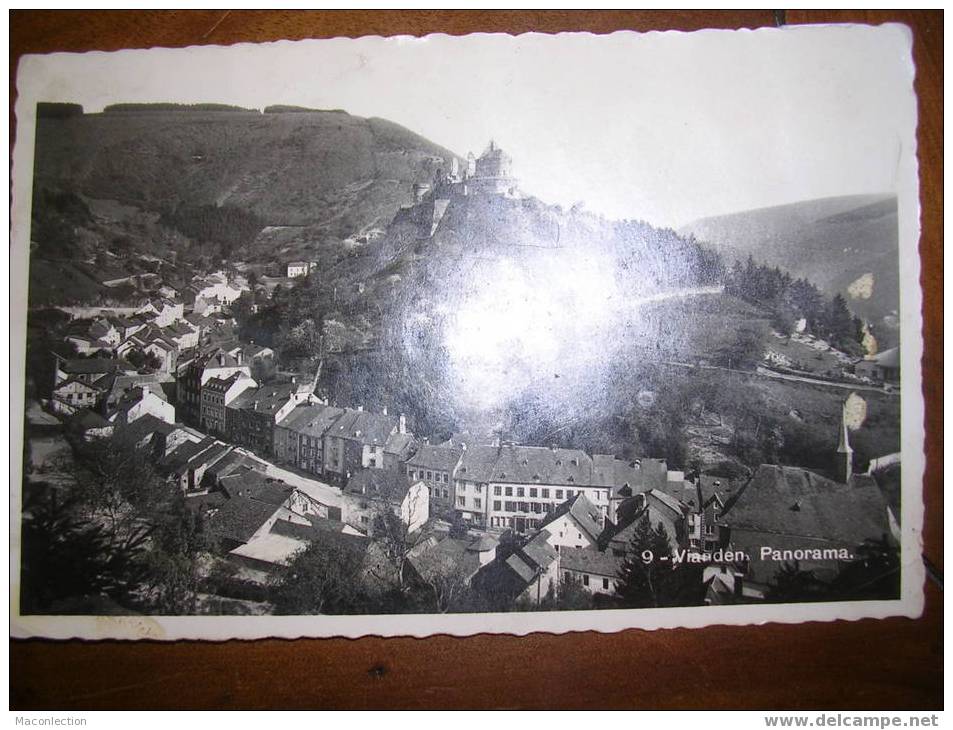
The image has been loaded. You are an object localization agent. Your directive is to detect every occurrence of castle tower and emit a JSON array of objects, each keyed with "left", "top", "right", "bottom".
[
  {"left": 468, "top": 140, "right": 518, "bottom": 196},
  {"left": 836, "top": 399, "right": 854, "bottom": 484}
]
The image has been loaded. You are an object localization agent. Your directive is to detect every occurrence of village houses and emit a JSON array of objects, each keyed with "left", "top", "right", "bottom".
[{"left": 200, "top": 371, "right": 257, "bottom": 436}]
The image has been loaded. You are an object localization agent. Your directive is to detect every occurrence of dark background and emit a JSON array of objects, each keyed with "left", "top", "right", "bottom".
[{"left": 9, "top": 10, "right": 942, "bottom": 710}]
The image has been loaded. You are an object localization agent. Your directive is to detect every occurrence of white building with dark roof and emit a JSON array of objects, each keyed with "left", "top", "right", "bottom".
[
  {"left": 453, "top": 443, "right": 652, "bottom": 533},
  {"left": 537, "top": 492, "right": 604, "bottom": 551},
  {"left": 559, "top": 546, "right": 624, "bottom": 596}
]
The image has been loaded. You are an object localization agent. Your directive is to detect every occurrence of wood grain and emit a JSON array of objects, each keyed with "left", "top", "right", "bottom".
[{"left": 9, "top": 10, "right": 942, "bottom": 710}]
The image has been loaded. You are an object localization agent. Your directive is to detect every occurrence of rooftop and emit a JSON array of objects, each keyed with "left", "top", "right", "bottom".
[
  {"left": 559, "top": 546, "right": 623, "bottom": 578},
  {"left": 328, "top": 409, "right": 398, "bottom": 447},
  {"left": 229, "top": 383, "right": 298, "bottom": 415},
  {"left": 539, "top": 492, "right": 604, "bottom": 543},
  {"left": 406, "top": 443, "right": 462, "bottom": 472},
  {"left": 277, "top": 403, "right": 346, "bottom": 438},
  {"left": 344, "top": 469, "right": 414, "bottom": 504},
  {"left": 718, "top": 464, "right": 890, "bottom": 547},
  {"left": 207, "top": 495, "right": 283, "bottom": 545}
]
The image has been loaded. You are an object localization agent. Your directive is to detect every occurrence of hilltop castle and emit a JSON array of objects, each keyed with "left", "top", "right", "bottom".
[
  {"left": 402, "top": 140, "right": 521, "bottom": 236},
  {"left": 412, "top": 139, "right": 520, "bottom": 204}
]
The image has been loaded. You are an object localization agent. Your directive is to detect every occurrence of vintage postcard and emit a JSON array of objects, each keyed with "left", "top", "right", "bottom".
[{"left": 10, "top": 24, "right": 924, "bottom": 640}]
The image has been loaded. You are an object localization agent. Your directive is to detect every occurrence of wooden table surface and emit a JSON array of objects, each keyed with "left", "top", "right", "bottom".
[{"left": 9, "top": 10, "right": 942, "bottom": 710}]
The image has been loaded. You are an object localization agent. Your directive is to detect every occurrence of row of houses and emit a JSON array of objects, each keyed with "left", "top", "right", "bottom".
[
  {"left": 403, "top": 438, "right": 684, "bottom": 532},
  {"left": 61, "top": 354, "right": 898, "bottom": 610},
  {"left": 397, "top": 442, "right": 896, "bottom": 609}
]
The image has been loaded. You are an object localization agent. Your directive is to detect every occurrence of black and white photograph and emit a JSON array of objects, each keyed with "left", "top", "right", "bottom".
[{"left": 10, "top": 23, "right": 924, "bottom": 640}]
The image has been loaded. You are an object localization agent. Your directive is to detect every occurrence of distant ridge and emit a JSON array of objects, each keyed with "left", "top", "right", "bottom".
[
  {"left": 680, "top": 194, "right": 899, "bottom": 334},
  {"left": 103, "top": 102, "right": 260, "bottom": 113},
  {"left": 34, "top": 104, "right": 463, "bottom": 230},
  {"left": 263, "top": 105, "right": 349, "bottom": 114}
]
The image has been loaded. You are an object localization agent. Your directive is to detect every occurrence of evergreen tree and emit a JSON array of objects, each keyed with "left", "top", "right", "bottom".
[{"left": 616, "top": 515, "right": 675, "bottom": 608}]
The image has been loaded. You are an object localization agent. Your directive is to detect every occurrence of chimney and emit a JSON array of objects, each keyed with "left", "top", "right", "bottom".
[
  {"left": 236, "top": 350, "right": 244, "bottom": 365},
  {"left": 291, "top": 376, "right": 296, "bottom": 385},
  {"left": 399, "top": 414, "right": 406, "bottom": 434},
  {"left": 357, "top": 405, "right": 364, "bottom": 412},
  {"left": 382, "top": 406, "right": 388, "bottom": 416}
]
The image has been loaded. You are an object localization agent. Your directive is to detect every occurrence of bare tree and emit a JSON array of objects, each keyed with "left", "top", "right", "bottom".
[
  {"left": 412, "top": 547, "right": 473, "bottom": 613},
  {"left": 368, "top": 486, "right": 430, "bottom": 593}
]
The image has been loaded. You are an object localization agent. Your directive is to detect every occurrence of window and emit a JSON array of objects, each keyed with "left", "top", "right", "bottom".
[
  {"left": 516, "top": 487, "right": 524, "bottom": 497},
  {"left": 706, "top": 524, "right": 714, "bottom": 535},
  {"left": 583, "top": 575, "right": 590, "bottom": 586},
  {"left": 427, "top": 471, "right": 433, "bottom": 480},
  {"left": 519, "top": 502, "right": 529, "bottom": 513},
  {"left": 505, "top": 501, "right": 516, "bottom": 512},
  {"left": 505, "top": 487, "right": 513, "bottom": 497},
  {"left": 443, "top": 473, "right": 449, "bottom": 483},
  {"left": 529, "top": 488, "right": 538, "bottom": 498},
  {"left": 564, "top": 571, "right": 571, "bottom": 582},
  {"left": 457, "top": 496, "right": 465, "bottom": 507},
  {"left": 541, "top": 489, "right": 550, "bottom": 498},
  {"left": 474, "top": 498, "right": 482, "bottom": 509},
  {"left": 475, "top": 483, "right": 482, "bottom": 493},
  {"left": 443, "top": 488, "right": 449, "bottom": 499},
  {"left": 408, "top": 470, "right": 416, "bottom": 479},
  {"left": 532, "top": 503, "right": 542, "bottom": 514},
  {"left": 494, "top": 486, "right": 502, "bottom": 496},
  {"left": 556, "top": 490, "right": 563, "bottom": 499},
  {"left": 360, "top": 516, "right": 368, "bottom": 524},
  {"left": 602, "top": 578, "right": 610, "bottom": 590},
  {"left": 494, "top": 500, "right": 501, "bottom": 511}
]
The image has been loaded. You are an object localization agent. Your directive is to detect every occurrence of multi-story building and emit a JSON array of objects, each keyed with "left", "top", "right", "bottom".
[
  {"left": 225, "top": 382, "right": 306, "bottom": 456},
  {"left": 200, "top": 371, "right": 256, "bottom": 436},
  {"left": 453, "top": 444, "right": 662, "bottom": 533},
  {"left": 274, "top": 403, "right": 345, "bottom": 476},
  {"left": 176, "top": 347, "right": 252, "bottom": 425},
  {"left": 404, "top": 442, "right": 464, "bottom": 515},
  {"left": 286, "top": 261, "right": 316, "bottom": 278},
  {"left": 383, "top": 431, "right": 415, "bottom": 471},
  {"left": 323, "top": 408, "right": 404, "bottom": 485},
  {"left": 343, "top": 469, "right": 429, "bottom": 535}
]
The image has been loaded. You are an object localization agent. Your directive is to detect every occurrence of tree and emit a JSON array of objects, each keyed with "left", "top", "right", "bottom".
[
  {"left": 140, "top": 493, "right": 210, "bottom": 614},
  {"left": 716, "top": 322, "right": 767, "bottom": 370},
  {"left": 369, "top": 495, "right": 430, "bottom": 595},
  {"left": 766, "top": 561, "right": 831, "bottom": 603},
  {"left": 822, "top": 293, "right": 856, "bottom": 349},
  {"left": 411, "top": 547, "right": 475, "bottom": 613},
  {"left": 539, "top": 574, "right": 595, "bottom": 611},
  {"left": 616, "top": 515, "right": 675, "bottom": 608},
  {"left": 125, "top": 348, "right": 162, "bottom": 372},
  {"left": 271, "top": 540, "right": 367, "bottom": 614},
  {"left": 60, "top": 433, "right": 209, "bottom": 614},
  {"left": 19, "top": 485, "right": 147, "bottom": 614}
]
